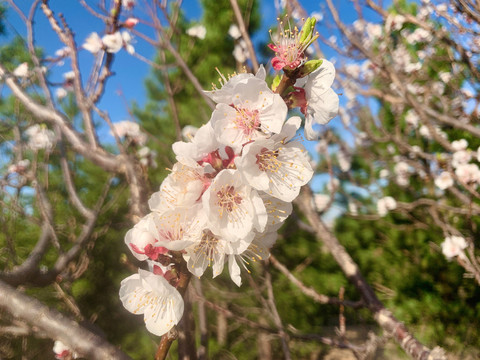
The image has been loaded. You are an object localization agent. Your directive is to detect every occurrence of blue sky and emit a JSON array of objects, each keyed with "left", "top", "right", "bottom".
[
  {"left": 1, "top": 0, "right": 381, "bottom": 183},
  {"left": 1, "top": 0, "right": 385, "bottom": 219},
  {"left": 1, "top": 0, "right": 375, "bottom": 124}
]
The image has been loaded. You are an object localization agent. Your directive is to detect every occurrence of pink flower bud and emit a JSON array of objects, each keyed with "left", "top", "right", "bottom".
[{"left": 125, "top": 17, "right": 138, "bottom": 28}]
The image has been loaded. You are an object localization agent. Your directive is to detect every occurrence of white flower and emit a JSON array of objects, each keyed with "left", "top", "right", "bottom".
[
  {"left": 25, "top": 124, "right": 56, "bottom": 151},
  {"left": 452, "top": 150, "right": 471, "bottom": 169},
  {"left": 345, "top": 64, "right": 361, "bottom": 78},
  {"left": 434, "top": 171, "right": 454, "bottom": 190},
  {"left": 235, "top": 117, "right": 313, "bottom": 202},
  {"left": 122, "top": 0, "right": 136, "bottom": 9},
  {"left": 149, "top": 206, "right": 206, "bottom": 251},
  {"left": 409, "top": 145, "right": 421, "bottom": 158},
  {"left": 7, "top": 159, "right": 30, "bottom": 174},
  {"left": 228, "top": 24, "right": 242, "bottom": 39},
  {"left": 295, "top": 59, "right": 339, "bottom": 140},
  {"left": 396, "top": 175, "right": 409, "bottom": 187},
  {"left": 260, "top": 192, "right": 293, "bottom": 231},
  {"left": 377, "top": 196, "right": 397, "bottom": 216},
  {"left": 227, "top": 230, "right": 278, "bottom": 286},
  {"left": 119, "top": 269, "right": 184, "bottom": 336},
  {"left": 149, "top": 162, "right": 206, "bottom": 212},
  {"left": 13, "top": 62, "right": 29, "bottom": 78},
  {"left": 137, "top": 146, "right": 151, "bottom": 158},
  {"left": 55, "top": 47, "right": 70, "bottom": 58},
  {"left": 406, "top": 28, "right": 433, "bottom": 43},
  {"left": 394, "top": 161, "right": 409, "bottom": 176},
  {"left": 204, "top": 65, "right": 266, "bottom": 104},
  {"left": 455, "top": 163, "right": 480, "bottom": 184},
  {"left": 181, "top": 125, "right": 198, "bottom": 141},
  {"left": 439, "top": 71, "right": 451, "bottom": 83},
  {"left": 56, "top": 88, "right": 68, "bottom": 100},
  {"left": 311, "top": 11, "right": 323, "bottom": 22},
  {"left": 186, "top": 24, "right": 206, "bottom": 39},
  {"left": 53, "top": 340, "right": 78, "bottom": 359},
  {"left": 202, "top": 169, "right": 267, "bottom": 241},
  {"left": 366, "top": 23, "right": 382, "bottom": 39},
  {"left": 209, "top": 77, "right": 287, "bottom": 151},
  {"left": 451, "top": 139, "right": 468, "bottom": 152},
  {"left": 173, "top": 122, "right": 221, "bottom": 166},
  {"left": 125, "top": 214, "right": 165, "bottom": 261},
  {"left": 441, "top": 236, "right": 467, "bottom": 260},
  {"left": 83, "top": 32, "right": 103, "bottom": 54},
  {"left": 137, "top": 147, "right": 158, "bottom": 168},
  {"left": 314, "top": 193, "right": 330, "bottom": 212},
  {"left": 435, "top": 4, "right": 448, "bottom": 13},
  {"left": 432, "top": 81, "right": 445, "bottom": 95},
  {"left": 405, "top": 109, "right": 419, "bottom": 128},
  {"left": 392, "top": 45, "right": 421, "bottom": 73},
  {"left": 121, "top": 31, "right": 135, "bottom": 54},
  {"left": 110, "top": 120, "right": 146, "bottom": 145},
  {"left": 63, "top": 71, "right": 75, "bottom": 82},
  {"left": 102, "top": 32, "right": 123, "bottom": 53},
  {"left": 184, "top": 230, "right": 226, "bottom": 278},
  {"left": 379, "top": 169, "right": 389, "bottom": 178},
  {"left": 385, "top": 14, "right": 405, "bottom": 32},
  {"left": 338, "top": 148, "right": 351, "bottom": 172},
  {"left": 233, "top": 40, "right": 249, "bottom": 63},
  {"left": 419, "top": 125, "right": 446, "bottom": 140}
]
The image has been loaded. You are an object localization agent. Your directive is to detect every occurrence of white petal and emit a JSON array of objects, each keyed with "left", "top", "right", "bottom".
[
  {"left": 305, "top": 59, "right": 336, "bottom": 97},
  {"left": 119, "top": 273, "right": 147, "bottom": 314},
  {"left": 143, "top": 284, "right": 184, "bottom": 336},
  {"left": 304, "top": 113, "right": 319, "bottom": 140},
  {"left": 255, "top": 64, "right": 266, "bottom": 80},
  {"left": 228, "top": 255, "right": 242, "bottom": 287},
  {"left": 308, "top": 88, "right": 339, "bottom": 125}
]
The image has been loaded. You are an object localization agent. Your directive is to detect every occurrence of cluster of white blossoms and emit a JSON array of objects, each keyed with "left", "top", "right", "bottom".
[
  {"left": 25, "top": 124, "right": 56, "bottom": 151},
  {"left": 119, "top": 16, "right": 338, "bottom": 338},
  {"left": 119, "top": 66, "right": 319, "bottom": 336},
  {"left": 433, "top": 139, "right": 480, "bottom": 190},
  {"left": 83, "top": 30, "right": 135, "bottom": 55}
]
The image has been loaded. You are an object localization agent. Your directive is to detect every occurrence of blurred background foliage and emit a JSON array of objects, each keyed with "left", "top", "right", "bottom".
[{"left": 0, "top": 0, "right": 479, "bottom": 359}]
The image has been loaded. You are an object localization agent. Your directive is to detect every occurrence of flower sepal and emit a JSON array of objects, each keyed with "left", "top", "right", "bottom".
[{"left": 297, "top": 59, "right": 323, "bottom": 78}]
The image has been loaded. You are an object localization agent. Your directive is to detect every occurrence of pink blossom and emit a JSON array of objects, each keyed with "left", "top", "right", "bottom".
[
  {"left": 125, "top": 17, "right": 139, "bottom": 28},
  {"left": 268, "top": 17, "right": 317, "bottom": 71}
]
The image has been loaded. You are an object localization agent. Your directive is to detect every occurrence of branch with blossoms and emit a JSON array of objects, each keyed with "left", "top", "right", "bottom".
[
  {"left": 311, "top": 0, "right": 480, "bottom": 284},
  {"left": 1, "top": 0, "right": 475, "bottom": 358},
  {"left": 119, "top": 16, "right": 339, "bottom": 358}
]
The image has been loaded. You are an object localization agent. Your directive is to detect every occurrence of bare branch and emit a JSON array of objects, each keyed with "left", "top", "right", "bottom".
[{"left": 229, "top": 0, "right": 259, "bottom": 72}]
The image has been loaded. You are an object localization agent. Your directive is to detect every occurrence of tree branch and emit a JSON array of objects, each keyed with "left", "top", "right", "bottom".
[{"left": 0, "top": 279, "right": 132, "bottom": 360}]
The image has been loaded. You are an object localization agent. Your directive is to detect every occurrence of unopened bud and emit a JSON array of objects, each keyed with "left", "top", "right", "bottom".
[
  {"left": 125, "top": 17, "right": 139, "bottom": 28},
  {"left": 299, "top": 17, "right": 318, "bottom": 46}
]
